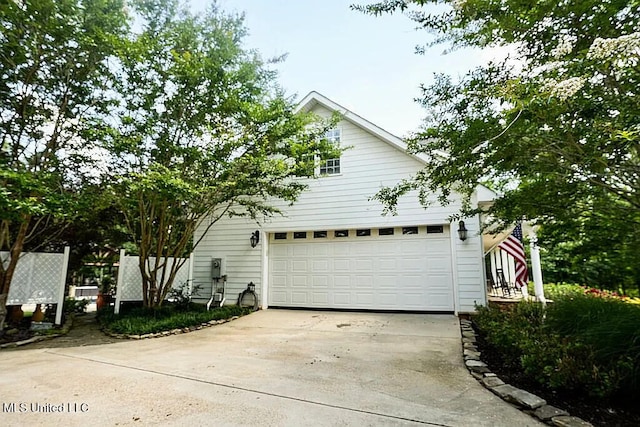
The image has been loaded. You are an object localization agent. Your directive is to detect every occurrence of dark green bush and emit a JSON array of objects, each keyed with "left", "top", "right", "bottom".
[
  {"left": 63, "top": 298, "right": 90, "bottom": 315},
  {"left": 545, "top": 294, "right": 640, "bottom": 395},
  {"left": 473, "top": 294, "right": 640, "bottom": 400},
  {"left": 99, "top": 304, "right": 251, "bottom": 335}
]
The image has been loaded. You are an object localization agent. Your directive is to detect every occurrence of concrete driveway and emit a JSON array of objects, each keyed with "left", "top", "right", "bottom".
[{"left": 0, "top": 310, "right": 541, "bottom": 426}]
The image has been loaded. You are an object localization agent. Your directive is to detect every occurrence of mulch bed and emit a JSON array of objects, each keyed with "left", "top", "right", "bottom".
[
  {"left": 473, "top": 322, "right": 640, "bottom": 427},
  {"left": 0, "top": 316, "right": 64, "bottom": 347}
]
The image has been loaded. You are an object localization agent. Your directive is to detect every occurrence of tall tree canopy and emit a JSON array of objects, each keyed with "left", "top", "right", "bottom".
[
  {"left": 0, "top": 0, "right": 128, "bottom": 295},
  {"left": 109, "top": 0, "right": 338, "bottom": 307},
  {"left": 355, "top": 1, "right": 640, "bottom": 289}
]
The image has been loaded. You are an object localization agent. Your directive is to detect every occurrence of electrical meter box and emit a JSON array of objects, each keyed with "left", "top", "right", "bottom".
[{"left": 211, "top": 258, "right": 223, "bottom": 279}]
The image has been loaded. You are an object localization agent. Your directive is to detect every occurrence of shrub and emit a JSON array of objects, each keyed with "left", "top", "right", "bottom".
[
  {"left": 99, "top": 303, "right": 251, "bottom": 335},
  {"left": 545, "top": 294, "right": 640, "bottom": 396},
  {"left": 473, "top": 294, "right": 640, "bottom": 400},
  {"left": 63, "top": 298, "right": 90, "bottom": 315}
]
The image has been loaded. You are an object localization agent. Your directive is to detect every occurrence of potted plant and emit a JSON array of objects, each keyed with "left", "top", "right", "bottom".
[{"left": 96, "top": 276, "right": 115, "bottom": 310}]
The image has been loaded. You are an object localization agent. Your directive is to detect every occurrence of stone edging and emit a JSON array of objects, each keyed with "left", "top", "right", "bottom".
[
  {"left": 0, "top": 315, "right": 74, "bottom": 350},
  {"left": 459, "top": 318, "right": 594, "bottom": 427},
  {"left": 103, "top": 315, "right": 242, "bottom": 340}
]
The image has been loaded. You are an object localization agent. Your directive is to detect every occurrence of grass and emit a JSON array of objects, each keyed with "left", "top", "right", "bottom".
[{"left": 98, "top": 303, "right": 252, "bottom": 335}]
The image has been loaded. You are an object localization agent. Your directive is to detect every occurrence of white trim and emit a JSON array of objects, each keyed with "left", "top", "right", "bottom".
[
  {"left": 188, "top": 252, "right": 194, "bottom": 296},
  {"left": 449, "top": 223, "right": 460, "bottom": 315},
  {"left": 261, "top": 230, "right": 269, "bottom": 309},
  {"left": 55, "top": 246, "right": 70, "bottom": 325},
  {"left": 114, "top": 248, "right": 126, "bottom": 314},
  {"left": 477, "top": 216, "right": 489, "bottom": 307}
]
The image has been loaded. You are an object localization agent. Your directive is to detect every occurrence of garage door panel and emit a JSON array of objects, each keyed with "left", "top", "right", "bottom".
[
  {"left": 378, "top": 258, "right": 397, "bottom": 271},
  {"left": 334, "top": 275, "right": 351, "bottom": 288},
  {"left": 356, "top": 275, "right": 374, "bottom": 288},
  {"left": 292, "top": 260, "right": 308, "bottom": 272},
  {"left": 426, "top": 240, "right": 449, "bottom": 253},
  {"left": 333, "top": 293, "right": 351, "bottom": 305},
  {"left": 292, "top": 275, "right": 307, "bottom": 287},
  {"left": 355, "top": 259, "right": 373, "bottom": 271},
  {"left": 312, "top": 276, "right": 329, "bottom": 288},
  {"left": 426, "top": 257, "right": 451, "bottom": 272},
  {"left": 271, "top": 275, "right": 287, "bottom": 287},
  {"left": 376, "top": 241, "right": 397, "bottom": 254},
  {"left": 291, "top": 292, "right": 309, "bottom": 304},
  {"left": 400, "top": 257, "right": 425, "bottom": 272},
  {"left": 334, "top": 245, "right": 351, "bottom": 256},
  {"left": 355, "top": 292, "right": 374, "bottom": 305},
  {"left": 401, "top": 293, "right": 428, "bottom": 308},
  {"left": 312, "top": 259, "right": 329, "bottom": 272},
  {"left": 400, "top": 275, "right": 424, "bottom": 288},
  {"left": 401, "top": 240, "right": 424, "bottom": 253},
  {"left": 334, "top": 259, "right": 351, "bottom": 271},
  {"left": 313, "top": 244, "right": 330, "bottom": 256},
  {"left": 269, "top": 228, "right": 454, "bottom": 311},
  {"left": 375, "top": 275, "right": 398, "bottom": 289},
  {"left": 426, "top": 293, "right": 453, "bottom": 310},
  {"left": 293, "top": 245, "right": 309, "bottom": 256},
  {"left": 312, "top": 292, "right": 329, "bottom": 304}
]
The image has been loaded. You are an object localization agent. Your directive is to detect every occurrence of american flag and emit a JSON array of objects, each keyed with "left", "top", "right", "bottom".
[{"left": 498, "top": 223, "right": 528, "bottom": 288}]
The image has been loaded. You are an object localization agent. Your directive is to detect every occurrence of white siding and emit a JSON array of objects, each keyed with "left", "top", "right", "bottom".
[
  {"left": 261, "top": 105, "right": 458, "bottom": 231},
  {"left": 452, "top": 213, "right": 487, "bottom": 312},
  {"left": 192, "top": 215, "right": 263, "bottom": 305},
  {"left": 192, "top": 101, "right": 487, "bottom": 312}
]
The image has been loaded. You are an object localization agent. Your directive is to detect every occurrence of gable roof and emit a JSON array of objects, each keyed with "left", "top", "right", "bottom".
[
  {"left": 296, "top": 91, "right": 429, "bottom": 165},
  {"left": 296, "top": 91, "right": 497, "bottom": 205}
]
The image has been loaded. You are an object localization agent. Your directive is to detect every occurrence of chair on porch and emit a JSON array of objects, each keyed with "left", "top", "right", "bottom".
[{"left": 495, "top": 269, "right": 515, "bottom": 297}]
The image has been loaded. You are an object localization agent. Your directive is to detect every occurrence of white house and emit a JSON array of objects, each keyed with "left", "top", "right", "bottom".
[{"left": 191, "top": 92, "right": 494, "bottom": 314}]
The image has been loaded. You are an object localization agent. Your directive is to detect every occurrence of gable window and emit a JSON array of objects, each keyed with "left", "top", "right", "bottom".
[{"left": 320, "top": 128, "right": 341, "bottom": 175}]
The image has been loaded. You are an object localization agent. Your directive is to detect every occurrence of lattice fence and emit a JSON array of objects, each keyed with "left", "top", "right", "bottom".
[
  {"left": 114, "top": 250, "right": 192, "bottom": 313},
  {"left": 1, "top": 247, "right": 70, "bottom": 324}
]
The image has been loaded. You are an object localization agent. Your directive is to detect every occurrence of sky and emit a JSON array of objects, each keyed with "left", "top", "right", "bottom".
[{"left": 190, "top": 0, "right": 495, "bottom": 137}]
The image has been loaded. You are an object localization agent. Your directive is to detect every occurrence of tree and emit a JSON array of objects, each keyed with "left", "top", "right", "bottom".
[
  {"left": 354, "top": 1, "right": 639, "bottom": 288},
  {"left": 0, "top": 0, "right": 128, "bottom": 296},
  {"left": 109, "top": 0, "right": 338, "bottom": 308}
]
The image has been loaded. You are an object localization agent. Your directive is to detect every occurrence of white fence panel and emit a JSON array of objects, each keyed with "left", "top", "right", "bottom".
[
  {"left": 114, "top": 250, "right": 192, "bottom": 313},
  {"left": 2, "top": 247, "right": 70, "bottom": 324}
]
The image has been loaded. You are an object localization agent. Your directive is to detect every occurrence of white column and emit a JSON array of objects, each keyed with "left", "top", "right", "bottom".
[
  {"left": 55, "top": 246, "right": 71, "bottom": 325},
  {"left": 187, "top": 252, "right": 194, "bottom": 296},
  {"left": 114, "top": 248, "right": 126, "bottom": 314},
  {"left": 529, "top": 232, "right": 546, "bottom": 303}
]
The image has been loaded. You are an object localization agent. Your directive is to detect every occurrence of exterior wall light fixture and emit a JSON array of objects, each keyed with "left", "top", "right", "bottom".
[
  {"left": 250, "top": 230, "right": 260, "bottom": 248},
  {"left": 457, "top": 221, "right": 468, "bottom": 241}
]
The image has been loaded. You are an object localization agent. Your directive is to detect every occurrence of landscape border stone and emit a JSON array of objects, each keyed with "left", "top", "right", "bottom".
[{"left": 458, "top": 318, "right": 593, "bottom": 427}]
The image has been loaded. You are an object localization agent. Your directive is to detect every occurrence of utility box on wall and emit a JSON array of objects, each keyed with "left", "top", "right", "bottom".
[{"left": 211, "top": 257, "right": 223, "bottom": 279}]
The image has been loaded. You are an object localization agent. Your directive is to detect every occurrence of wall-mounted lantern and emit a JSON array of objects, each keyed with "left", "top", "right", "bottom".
[
  {"left": 457, "top": 221, "right": 468, "bottom": 241},
  {"left": 250, "top": 230, "right": 260, "bottom": 248}
]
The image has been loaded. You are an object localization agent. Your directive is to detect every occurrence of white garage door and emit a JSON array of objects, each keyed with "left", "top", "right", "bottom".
[{"left": 268, "top": 226, "right": 454, "bottom": 311}]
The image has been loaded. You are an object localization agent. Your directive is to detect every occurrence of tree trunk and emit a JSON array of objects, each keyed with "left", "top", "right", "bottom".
[{"left": 0, "top": 218, "right": 30, "bottom": 295}]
